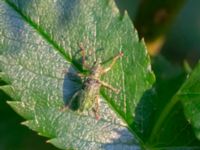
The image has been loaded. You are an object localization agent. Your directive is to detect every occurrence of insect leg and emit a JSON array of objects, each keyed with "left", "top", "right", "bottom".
[
  {"left": 61, "top": 90, "right": 82, "bottom": 112},
  {"left": 101, "top": 52, "right": 123, "bottom": 74},
  {"left": 79, "top": 43, "right": 90, "bottom": 69},
  {"left": 67, "top": 91, "right": 80, "bottom": 107},
  {"left": 97, "top": 79, "right": 120, "bottom": 94},
  {"left": 93, "top": 95, "right": 100, "bottom": 120}
]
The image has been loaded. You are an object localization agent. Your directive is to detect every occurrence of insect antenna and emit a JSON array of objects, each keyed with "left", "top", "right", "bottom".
[{"left": 100, "top": 51, "right": 123, "bottom": 65}]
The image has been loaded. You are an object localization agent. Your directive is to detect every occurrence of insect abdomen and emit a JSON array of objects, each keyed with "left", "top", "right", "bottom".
[{"left": 79, "top": 79, "right": 100, "bottom": 111}]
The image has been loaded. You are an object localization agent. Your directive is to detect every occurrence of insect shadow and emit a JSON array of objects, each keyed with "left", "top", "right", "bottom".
[{"left": 62, "top": 49, "right": 84, "bottom": 111}]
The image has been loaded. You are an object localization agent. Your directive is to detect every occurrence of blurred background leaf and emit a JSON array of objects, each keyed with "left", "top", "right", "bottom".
[
  {"left": 115, "top": 0, "right": 200, "bottom": 63},
  {"left": 162, "top": 0, "right": 200, "bottom": 66}
]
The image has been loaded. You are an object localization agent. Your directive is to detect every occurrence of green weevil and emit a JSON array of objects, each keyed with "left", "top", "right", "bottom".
[{"left": 65, "top": 44, "right": 123, "bottom": 119}]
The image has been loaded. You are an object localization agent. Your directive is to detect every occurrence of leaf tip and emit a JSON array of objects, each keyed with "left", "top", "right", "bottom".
[
  {"left": 46, "top": 140, "right": 51, "bottom": 143},
  {"left": 21, "top": 121, "right": 29, "bottom": 126},
  {"left": 6, "top": 100, "right": 12, "bottom": 105}
]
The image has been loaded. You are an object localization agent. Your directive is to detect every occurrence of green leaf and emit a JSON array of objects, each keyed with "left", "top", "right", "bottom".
[
  {"left": 178, "top": 62, "right": 200, "bottom": 140},
  {"left": 0, "top": 0, "right": 154, "bottom": 149},
  {"left": 139, "top": 56, "right": 200, "bottom": 149}
]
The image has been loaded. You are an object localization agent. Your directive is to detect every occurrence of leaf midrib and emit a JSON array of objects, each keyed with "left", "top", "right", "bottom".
[{"left": 3, "top": 0, "right": 81, "bottom": 70}]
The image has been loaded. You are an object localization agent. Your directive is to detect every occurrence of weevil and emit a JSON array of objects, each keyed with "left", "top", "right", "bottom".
[{"left": 65, "top": 44, "right": 123, "bottom": 119}]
